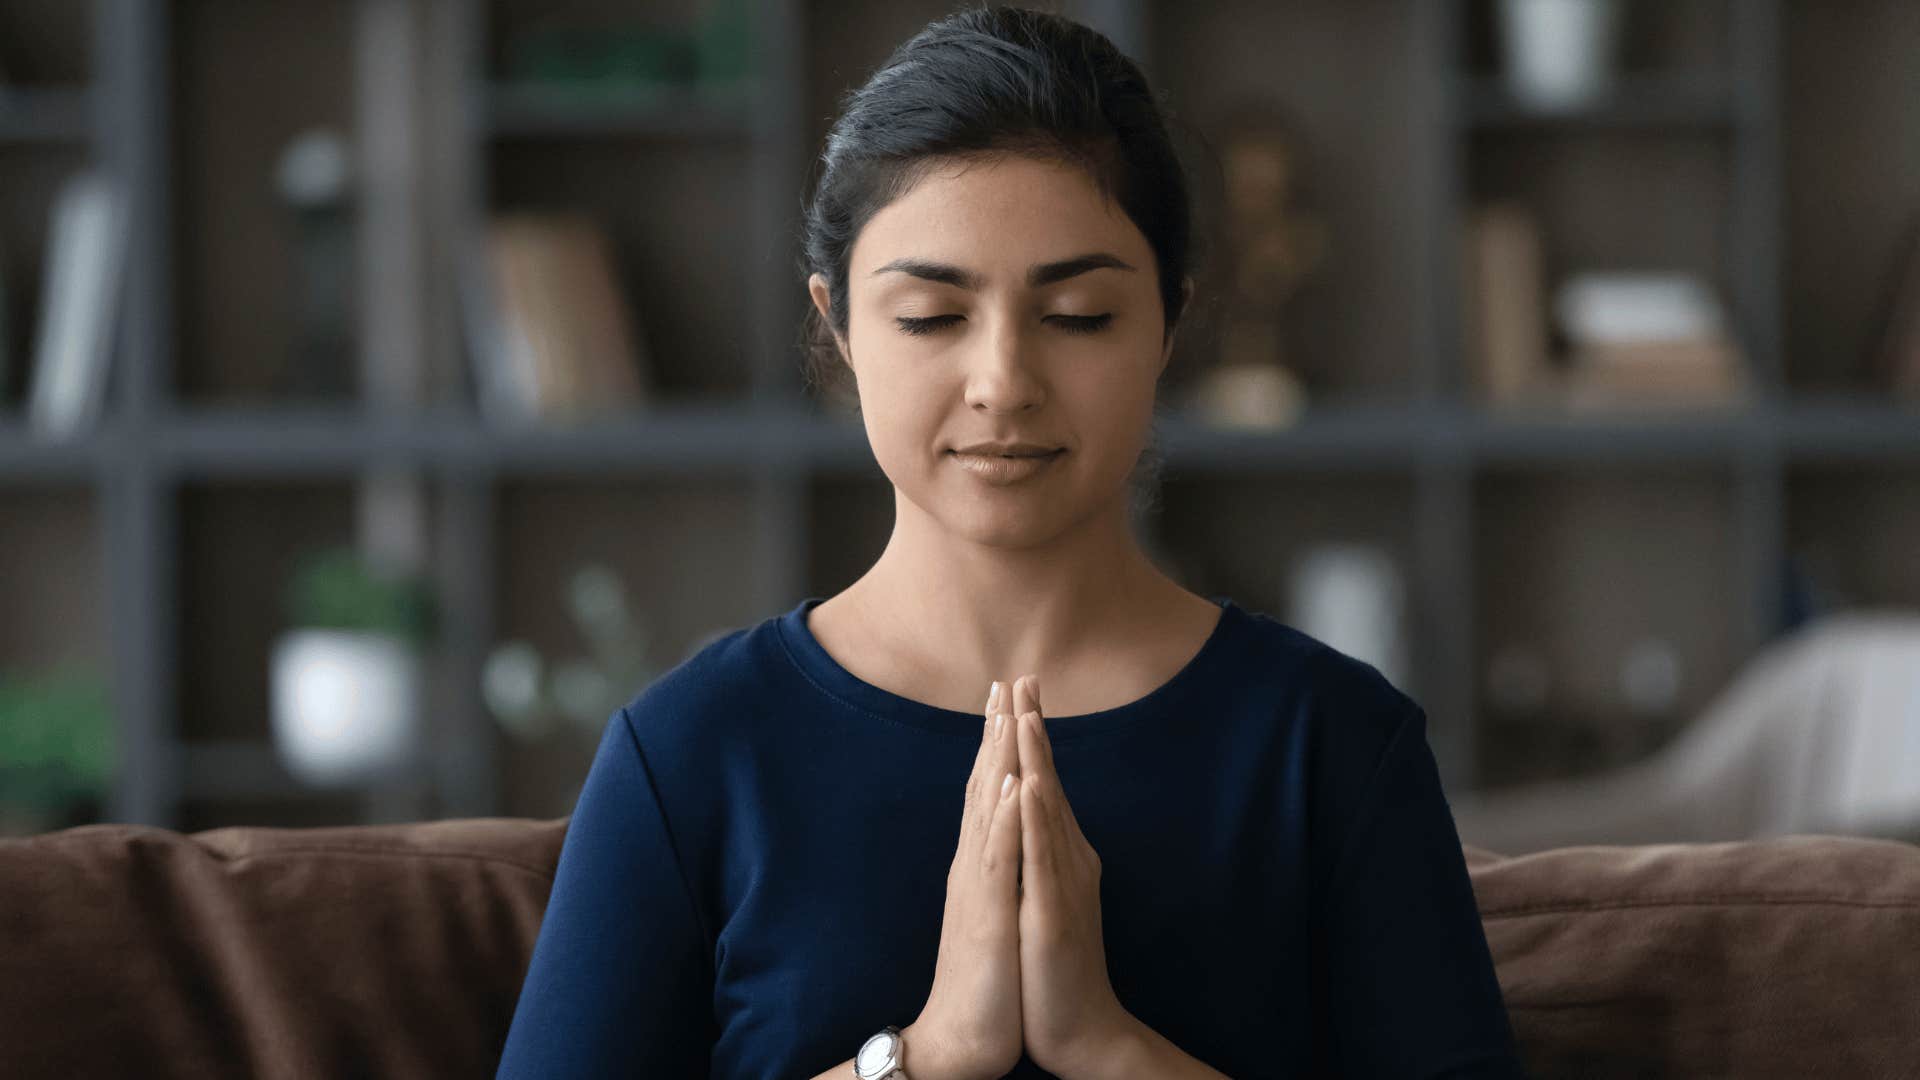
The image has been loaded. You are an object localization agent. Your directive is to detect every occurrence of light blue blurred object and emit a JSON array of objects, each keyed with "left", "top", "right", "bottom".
[
  {"left": 1288, "top": 542, "right": 1408, "bottom": 691},
  {"left": 1498, "top": 0, "right": 1624, "bottom": 110}
]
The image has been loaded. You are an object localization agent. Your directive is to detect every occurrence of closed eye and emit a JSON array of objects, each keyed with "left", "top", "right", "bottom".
[
  {"left": 893, "top": 313, "right": 1114, "bottom": 337},
  {"left": 895, "top": 314, "right": 963, "bottom": 337}
]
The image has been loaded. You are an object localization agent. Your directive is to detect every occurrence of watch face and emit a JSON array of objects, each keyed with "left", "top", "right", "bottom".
[{"left": 856, "top": 1031, "right": 897, "bottom": 1074}]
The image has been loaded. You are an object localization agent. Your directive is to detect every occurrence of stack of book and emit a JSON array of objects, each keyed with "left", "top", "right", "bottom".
[
  {"left": 1463, "top": 201, "right": 1748, "bottom": 410},
  {"left": 465, "top": 212, "right": 650, "bottom": 426},
  {"left": 1555, "top": 272, "right": 1747, "bottom": 409}
]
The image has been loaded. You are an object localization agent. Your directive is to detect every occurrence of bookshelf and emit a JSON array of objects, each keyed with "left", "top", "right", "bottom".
[{"left": 1, "top": 0, "right": 1916, "bottom": 832}]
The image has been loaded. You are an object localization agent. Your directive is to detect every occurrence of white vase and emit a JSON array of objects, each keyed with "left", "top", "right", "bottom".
[
  {"left": 1288, "top": 543, "right": 1408, "bottom": 692},
  {"left": 1498, "top": 0, "right": 1625, "bottom": 110},
  {"left": 270, "top": 629, "right": 425, "bottom": 788}
]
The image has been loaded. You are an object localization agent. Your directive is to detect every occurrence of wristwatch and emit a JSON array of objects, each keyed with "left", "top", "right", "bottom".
[{"left": 852, "top": 1024, "right": 909, "bottom": 1079}]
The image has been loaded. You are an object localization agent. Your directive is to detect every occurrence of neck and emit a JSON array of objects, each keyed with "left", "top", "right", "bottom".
[{"left": 843, "top": 484, "right": 1179, "bottom": 686}]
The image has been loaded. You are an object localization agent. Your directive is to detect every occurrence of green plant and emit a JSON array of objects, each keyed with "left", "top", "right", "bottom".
[
  {"left": 0, "top": 663, "right": 115, "bottom": 818},
  {"left": 285, "top": 546, "right": 437, "bottom": 647}
]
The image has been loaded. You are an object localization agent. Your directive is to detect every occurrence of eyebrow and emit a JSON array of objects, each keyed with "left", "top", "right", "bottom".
[{"left": 868, "top": 252, "right": 1137, "bottom": 290}]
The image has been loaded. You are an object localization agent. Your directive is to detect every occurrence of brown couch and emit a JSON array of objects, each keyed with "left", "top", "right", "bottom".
[{"left": 3, "top": 819, "right": 1917, "bottom": 1078}]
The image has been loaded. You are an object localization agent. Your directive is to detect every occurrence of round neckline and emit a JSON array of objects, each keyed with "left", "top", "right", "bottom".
[{"left": 774, "top": 593, "right": 1247, "bottom": 740}]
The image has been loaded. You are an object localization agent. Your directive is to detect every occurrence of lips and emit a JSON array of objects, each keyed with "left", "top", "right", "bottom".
[
  {"left": 948, "top": 448, "right": 1065, "bottom": 484},
  {"left": 949, "top": 441, "right": 1063, "bottom": 457}
]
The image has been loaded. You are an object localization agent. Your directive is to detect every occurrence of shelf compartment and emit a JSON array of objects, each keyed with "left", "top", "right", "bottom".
[
  {"left": 805, "top": 473, "right": 895, "bottom": 598},
  {"left": 0, "top": 0, "right": 95, "bottom": 85},
  {"left": 176, "top": 479, "right": 363, "bottom": 744},
  {"left": 1473, "top": 464, "right": 1740, "bottom": 789},
  {"left": 1785, "top": 464, "right": 1920, "bottom": 620},
  {"left": 1466, "top": 128, "right": 1731, "bottom": 292},
  {"left": 492, "top": 474, "right": 763, "bottom": 818},
  {"left": 486, "top": 138, "right": 756, "bottom": 401},
  {"left": 1152, "top": 470, "right": 1420, "bottom": 690},
  {"left": 0, "top": 483, "right": 105, "bottom": 675},
  {"left": 1148, "top": 0, "right": 1429, "bottom": 401},
  {"left": 170, "top": 0, "right": 358, "bottom": 403},
  {"left": 181, "top": 738, "right": 434, "bottom": 804},
  {"left": 1, "top": 143, "right": 95, "bottom": 396}
]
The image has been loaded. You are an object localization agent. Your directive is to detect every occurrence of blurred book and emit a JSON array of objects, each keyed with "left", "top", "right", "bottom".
[
  {"left": 469, "top": 212, "right": 649, "bottom": 425},
  {"left": 1463, "top": 201, "right": 1551, "bottom": 403},
  {"left": 1553, "top": 271, "right": 1747, "bottom": 409},
  {"left": 1873, "top": 216, "right": 1920, "bottom": 398},
  {"left": 1561, "top": 338, "right": 1747, "bottom": 408},
  {"left": 26, "top": 172, "right": 130, "bottom": 437}
]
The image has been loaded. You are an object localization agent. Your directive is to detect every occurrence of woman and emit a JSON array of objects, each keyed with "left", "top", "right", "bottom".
[{"left": 496, "top": 8, "right": 1524, "bottom": 1079}]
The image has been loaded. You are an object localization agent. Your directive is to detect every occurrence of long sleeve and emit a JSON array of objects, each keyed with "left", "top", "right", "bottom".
[
  {"left": 1317, "top": 700, "right": 1529, "bottom": 1079},
  {"left": 495, "top": 705, "right": 717, "bottom": 1077}
]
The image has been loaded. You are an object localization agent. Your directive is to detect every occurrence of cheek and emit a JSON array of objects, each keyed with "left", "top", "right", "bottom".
[
  {"left": 1058, "top": 348, "right": 1160, "bottom": 438},
  {"left": 854, "top": 368, "right": 946, "bottom": 459}
]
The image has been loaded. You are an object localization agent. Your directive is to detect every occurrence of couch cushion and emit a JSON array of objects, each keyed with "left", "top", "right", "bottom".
[
  {"left": 1463, "top": 835, "right": 1920, "bottom": 1078},
  {"left": 0, "top": 817, "right": 567, "bottom": 1079},
  {"left": 7, "top": 821, "right": 1916, "bottom": 1078}
]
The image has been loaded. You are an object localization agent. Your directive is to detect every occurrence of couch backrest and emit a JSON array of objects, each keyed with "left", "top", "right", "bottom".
[
  {"left": 1466, "top": 834, "right": 1920, "bottom": 1077},
  {"left": 4, "top": 821, "right": 1918, "bottom": 1078},
  {"left": 0, "top": 817, "right": 567, "bottom": 1079}
]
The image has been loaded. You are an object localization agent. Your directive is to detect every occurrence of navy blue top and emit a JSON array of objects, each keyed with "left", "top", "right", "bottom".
[{"left": 496, "top": 595, "right": 1526, "bottom": 1078}]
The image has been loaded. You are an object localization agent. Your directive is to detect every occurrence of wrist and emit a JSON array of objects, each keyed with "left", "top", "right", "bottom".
[
  {"left": 1057, "top": 1011, "right": 1149, "bottom": 1080},
  {"left": 896, "top": 1020, "right": 968, "bottom": 1080}
]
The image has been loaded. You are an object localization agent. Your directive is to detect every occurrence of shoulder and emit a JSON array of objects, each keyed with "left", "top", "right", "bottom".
[{"left": 615, "top": 613, "right": 779, "bottom": 748}]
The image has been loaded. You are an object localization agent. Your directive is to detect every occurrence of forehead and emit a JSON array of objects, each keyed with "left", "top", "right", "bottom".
[{"left": 849, "top": 154, "right": 1150, "bottom": 280}]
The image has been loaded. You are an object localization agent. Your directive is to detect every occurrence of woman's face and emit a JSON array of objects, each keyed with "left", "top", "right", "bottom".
[{"left": 809, "top": 154, "right": 1181, "bottom": 548}]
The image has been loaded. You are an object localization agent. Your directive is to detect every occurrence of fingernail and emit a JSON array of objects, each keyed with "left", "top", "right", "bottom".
[
  {"left": 1001, "top": 772, "right": 1015, "bottom": 799},
  {"left": 994, "top": 712, "right": 1006, "bottom": 741},
  {"left": 989, "top": 680, "right": 1001, "bottom": 712}
]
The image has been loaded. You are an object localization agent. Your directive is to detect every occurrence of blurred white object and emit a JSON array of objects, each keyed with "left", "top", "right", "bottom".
[
  {"left": 27, "top": 171, "right": 130, "bottom": 438},
  {"left": 482, "top": 639, "right": 554, "bottom": 742},
  {"left": 275, "top": 128, "right": 352, "bottom": 207},
  {"left": 1556, "top": 272, "right": 1727, "bottom": 346},
  {"left": 270, "top": 629, "right": 424, "bottom": 787},
  {"left": 1451, "top": 611, "right": 1920, "bottom": 855},
  {"left": 1498, "top": 0, "right": 1625, "bottom": 109},
  {"left": 1288, "top": 543, "right": 1407, "bottom": 690}
]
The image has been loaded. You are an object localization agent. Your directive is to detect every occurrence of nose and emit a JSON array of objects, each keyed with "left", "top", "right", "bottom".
[{"left": 962, "top": 314, "right": 1045, "bottom": 414}]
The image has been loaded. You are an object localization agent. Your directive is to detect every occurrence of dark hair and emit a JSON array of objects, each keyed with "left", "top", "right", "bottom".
[{"left": 796, "top": 5, "right": 1200, "bottom": 516}]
